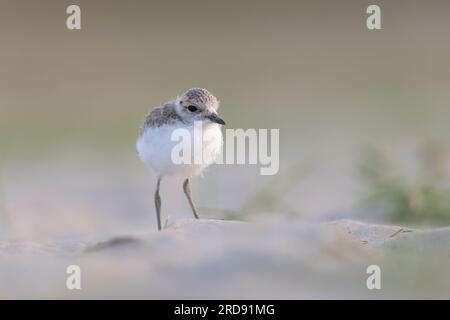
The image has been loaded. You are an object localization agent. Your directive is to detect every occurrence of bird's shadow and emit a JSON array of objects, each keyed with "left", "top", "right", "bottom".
[{"left": 83, "top": 236, "right": 142, "bottom": 253}]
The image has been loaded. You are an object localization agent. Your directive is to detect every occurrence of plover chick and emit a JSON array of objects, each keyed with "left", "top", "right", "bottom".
[{"left": 137, "top": 88, "right": 226, "bottom": 231}]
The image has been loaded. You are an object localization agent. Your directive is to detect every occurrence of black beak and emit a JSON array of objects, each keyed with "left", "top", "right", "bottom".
[{"left": 207, "top": 113, "right": 226, "bottom": 125}]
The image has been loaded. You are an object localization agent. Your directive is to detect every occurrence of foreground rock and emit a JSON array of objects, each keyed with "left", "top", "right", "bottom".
[{"left": 0, "top": 218, "right": 450, "bottom": 299}]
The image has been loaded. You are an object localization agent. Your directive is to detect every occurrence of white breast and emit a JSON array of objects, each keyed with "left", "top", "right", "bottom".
[{"left": 136, "top": 123, "right": 223, "bottom": 178}]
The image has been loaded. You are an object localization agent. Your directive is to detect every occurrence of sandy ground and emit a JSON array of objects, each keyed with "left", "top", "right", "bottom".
[
  {"left": 1, "top": 217, "right": 450, "bottom": 299},
  {"left": 1, "top": 0, "right": 450, "bottom": 300}
]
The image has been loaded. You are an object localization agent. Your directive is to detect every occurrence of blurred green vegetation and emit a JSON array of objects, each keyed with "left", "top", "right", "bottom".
[{"left": 359, "top": 143, "right": 450, "bottom": 226}]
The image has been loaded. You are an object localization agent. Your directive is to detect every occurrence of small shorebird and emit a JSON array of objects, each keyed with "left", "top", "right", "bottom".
[{"left": 136, "top": 88, "right": 226, "bottom": 231}]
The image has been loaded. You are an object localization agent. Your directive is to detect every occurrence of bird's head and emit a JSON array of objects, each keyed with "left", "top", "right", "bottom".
[{"left": 176, "top": 88, "right": 226, "bottom": 126}]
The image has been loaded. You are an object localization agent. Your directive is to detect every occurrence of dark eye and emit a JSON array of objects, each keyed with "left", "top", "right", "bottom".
[{"left": 187, "top": 105, "right": 198, "bottom": 112}]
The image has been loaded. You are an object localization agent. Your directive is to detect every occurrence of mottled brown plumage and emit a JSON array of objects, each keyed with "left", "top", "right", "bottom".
[
  {"left": 139, "top": 102, "right": 182, "bottom": 136},
  {"left": 139, "top": 88, "right": 220, "bottom": 136},
  {"left": 183, "top": 88, "right": 219, "bottom": 110}
]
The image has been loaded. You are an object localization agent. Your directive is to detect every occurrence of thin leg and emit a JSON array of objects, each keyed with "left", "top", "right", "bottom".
[
  {"left": 154, "top": 178, "right": 162, "bottom": 231},
  {"left": 183, "top": 178, "right": 199, "bottom": 219}
]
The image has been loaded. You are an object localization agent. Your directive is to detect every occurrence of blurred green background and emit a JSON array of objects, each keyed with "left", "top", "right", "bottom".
[{"left": 1, "top": 0, "right": 450, "bottom": 237}]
